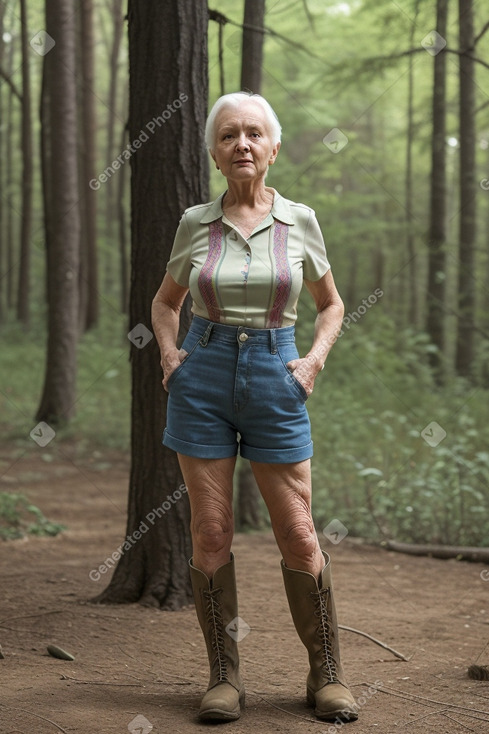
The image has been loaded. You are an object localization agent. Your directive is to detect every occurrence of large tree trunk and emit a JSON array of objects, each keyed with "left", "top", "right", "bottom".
[
  {"left": 94, "top": 0, "right": 209, "bottom": 609},
  {"left": 36, "top": 0, "right": 80, "bottom": 425},
  {"left": 240, "top": 0, "right": 265, "bottom": 93},
  {"left": 17, "top": 0, "right": 33, "bottom": 327},
  {"left": 425, "top": 0, "right": 448, "bottom": 379},
  {"left": 78, "top": 0, "right": 99, "bottom": 331},
  {"left": 455, "top": 0, "right": 476, "bottom": 377},
  {"left": 235, "top": 0, "right": 266, "bottom": 531}
]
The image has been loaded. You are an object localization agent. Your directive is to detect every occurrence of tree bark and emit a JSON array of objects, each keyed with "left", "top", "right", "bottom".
[
  {"left": 426, "top": 0, "right": 448, "bottom": 379},
  {"left": 17, "top": 0, "right": 33, "bottom": 326},
  {"left": 455, "top": 0, "right": 476, "bottom": 377},
  {"left": 240, "top": 0, "right": 265, "bottom": 93},
  {"left": 104, "top": 0, "right": 124, "bottom": 247},
  {"left": 78, "top": 0, "right": 99, "bottom": 331},
  {"left": 93, "top": 0, "right": 209, "bottom": 609},
  {"left": 118, "top": 117, "right": 129, "bottom": 314},
  {"left": 36, "top": 0, "right": 80, "bottom": 425}
]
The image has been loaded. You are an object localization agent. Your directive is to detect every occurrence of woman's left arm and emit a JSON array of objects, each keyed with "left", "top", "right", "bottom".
[{"left": 286, "top": 270, "right": 344, "bottom": 396}]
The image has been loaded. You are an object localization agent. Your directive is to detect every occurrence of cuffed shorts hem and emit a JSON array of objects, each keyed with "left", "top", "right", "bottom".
[
  {"left": 240, "top": 440, "right": 313, "bottom": 464},
  {"left": 163, "top": 428, "right": 238, "bottom": 459}
]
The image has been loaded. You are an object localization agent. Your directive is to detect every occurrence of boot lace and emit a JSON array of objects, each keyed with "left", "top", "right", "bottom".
[
  {"left": 203, "top": 588, "right": 227, "bottom": 682},
  {"left": 311, "top": 587, "right": 340, "bottom": 683}
]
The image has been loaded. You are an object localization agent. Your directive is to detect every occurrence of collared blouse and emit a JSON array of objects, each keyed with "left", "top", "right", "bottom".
[{"left": 166, "top": 189, "right": 330, "bottom": 328}]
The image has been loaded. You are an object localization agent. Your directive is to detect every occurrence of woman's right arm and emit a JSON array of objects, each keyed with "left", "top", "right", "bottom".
[{"left": 151, "top": 272, "right": 190, "bottom": 391}]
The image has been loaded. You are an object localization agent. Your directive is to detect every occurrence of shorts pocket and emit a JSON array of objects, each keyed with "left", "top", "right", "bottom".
[
  {"left": 166, "top": 331, "right": 202, "bottom": 389},
  {"left": 277, "top": 345, "right": 309, "bottom": 402}
]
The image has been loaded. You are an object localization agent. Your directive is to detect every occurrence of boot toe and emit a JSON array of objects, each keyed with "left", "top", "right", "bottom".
[
  {"left": 308, "top": 683, "right": 359, "bottom": 722},
  {"left": 199, "top": 682, "right": 243, "bottom": 721}
]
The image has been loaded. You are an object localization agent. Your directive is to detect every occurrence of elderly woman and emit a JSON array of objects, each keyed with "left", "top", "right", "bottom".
[{"left": 151, "top": 92, "right": 357, "bottom": 724}]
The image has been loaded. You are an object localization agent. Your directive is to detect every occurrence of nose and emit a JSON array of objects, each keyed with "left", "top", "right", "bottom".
[{"left": 236, "top": 134, "right": 250, "bottom": 152}]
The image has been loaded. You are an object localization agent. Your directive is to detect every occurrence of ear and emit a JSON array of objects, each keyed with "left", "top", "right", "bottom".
[
  {"left": 269, "top": 141, "right": 281, "bottom": 165},
  {"left": 210, "top": 150, "right": 219, "bottom": 170}
]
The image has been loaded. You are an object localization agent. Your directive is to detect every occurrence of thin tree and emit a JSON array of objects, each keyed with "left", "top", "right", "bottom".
[
  {"left": 0, "top": 3, "right": 6, "bottom": 323},
  {"left": 78, "top": 0, "right": 99, "bottom": 331},
  {"left": 17, "top": 0, "right": 33, "bottom": 326},
  {"left": 404, "top": 0, "right": 420, "bottom": 327},
  {"left": 94, "top": 0, "right": 209, "bottom": 609},
  {"left": 425, "top": 0, "right": 448, "bottom": 379},
  {"left": 240, "top": 0, "right": 265, "bottom": 93},
  {"left": 36, "top": 0, "right": 80, "bottom": 425},
  {"left": 455, "top": 0, "right": 476, "bottom": 377},
  {"left": 104, "top": 0, "right": 125, "bottom": 286}
]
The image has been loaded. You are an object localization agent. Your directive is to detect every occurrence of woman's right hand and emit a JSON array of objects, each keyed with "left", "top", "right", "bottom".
[{"left": 162, "top": 348, "right": 188, "bottom": 392}]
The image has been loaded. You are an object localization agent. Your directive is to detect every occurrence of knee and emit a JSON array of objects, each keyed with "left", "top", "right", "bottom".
[
  {"left": 278, "top": 514, "right": 318, "bottom": 560},
  {"left": 192, "top": 517, "right": 233, "bottom": 555}
]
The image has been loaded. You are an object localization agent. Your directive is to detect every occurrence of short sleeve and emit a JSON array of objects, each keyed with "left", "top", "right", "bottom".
[
  {"left": 302, "top": 210, "right": 330, "bottom": 281},
  {"left": 166, "top": 213, "right": 192, "bottom": 287}
]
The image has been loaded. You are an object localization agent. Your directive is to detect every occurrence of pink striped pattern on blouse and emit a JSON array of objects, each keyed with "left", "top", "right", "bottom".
[
  {"left": 198, "top": 220, "right": 223, "bottom": 322},
  {"left": 267, "top": 221, "right": 291, "bottom": 328}
]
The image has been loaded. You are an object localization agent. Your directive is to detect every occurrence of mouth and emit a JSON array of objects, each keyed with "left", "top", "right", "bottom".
[{"left": 234, "top": 159, "right": 253, "bottom": 165}]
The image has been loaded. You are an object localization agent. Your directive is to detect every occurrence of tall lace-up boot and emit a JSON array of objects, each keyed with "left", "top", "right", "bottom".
[
  {"left": 189, "top": 553, "right": 245, "bottom": 721},
  {"left": 281, "top": 551, "right": 358, "bottom": 722}
]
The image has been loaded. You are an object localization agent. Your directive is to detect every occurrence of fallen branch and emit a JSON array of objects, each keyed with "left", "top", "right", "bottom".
[
  {"left": 383, "top": 540, "right": 489, "bottom": 564},
  {"left": 371, "top": 682, "right": 489, "bottom": 721},
  {"left": 339, "top": 625, "right": 410, "bottom": 661},
  {"left": 0, "top": 703, "right": 68, "bottom": 733}
]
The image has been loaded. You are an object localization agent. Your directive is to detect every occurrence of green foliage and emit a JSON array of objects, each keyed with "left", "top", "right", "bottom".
[
  {"left": 305, "top": 309, "right": 489, "bottom": 546},
  {"left": 0, "top": 491, "right": 65, "bottom": 540},
  {"left": 0, "top": 312, "right": 130, "bottom": 451}
]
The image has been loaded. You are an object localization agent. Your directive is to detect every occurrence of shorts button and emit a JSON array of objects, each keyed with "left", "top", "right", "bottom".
[{"left": 238, "top": 332, "right": 248, "bottom": 342}]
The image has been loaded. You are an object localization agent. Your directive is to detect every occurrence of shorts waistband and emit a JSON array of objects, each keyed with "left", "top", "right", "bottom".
[{"left": 189, "top": 315, "right": 296, "bottom": 352}]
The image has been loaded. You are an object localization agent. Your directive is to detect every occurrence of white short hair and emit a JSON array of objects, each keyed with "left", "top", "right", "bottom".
[{"left": 205, "top": 92, "right": 282, "bottom": 151}]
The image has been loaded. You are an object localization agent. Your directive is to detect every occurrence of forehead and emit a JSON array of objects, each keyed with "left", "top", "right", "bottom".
[{"left": 215, "top": 101, "right": 270, "bottom": 130}]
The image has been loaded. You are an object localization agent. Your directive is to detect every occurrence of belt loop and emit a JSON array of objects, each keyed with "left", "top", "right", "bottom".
[
  {"left": 270, "top": 329, "right": 277, "bottom": 354},
  {"left": 199, "top": 322, "right": 214, "bottom": 347}
]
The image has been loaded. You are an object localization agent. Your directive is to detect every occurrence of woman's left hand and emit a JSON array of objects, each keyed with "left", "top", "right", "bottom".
[{"left": 286, "top": 356, "right": 322, "bottom": 397}]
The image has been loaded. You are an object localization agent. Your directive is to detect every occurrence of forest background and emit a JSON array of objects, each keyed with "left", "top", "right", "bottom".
[{"left": 1, "top": 0, "right": 489, "bottom": 555}]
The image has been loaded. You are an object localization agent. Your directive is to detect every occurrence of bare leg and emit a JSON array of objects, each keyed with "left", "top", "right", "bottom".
[
  {"left": 177, "top": 454, "right": 236, "bottom": 578},
  {"left": 250, "top": 459, "right": 323, "bottom": 577}
]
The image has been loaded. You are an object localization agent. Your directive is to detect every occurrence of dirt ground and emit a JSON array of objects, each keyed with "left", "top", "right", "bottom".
[{"left": 1, "top": 446, "right": 489, "bottom": 734}]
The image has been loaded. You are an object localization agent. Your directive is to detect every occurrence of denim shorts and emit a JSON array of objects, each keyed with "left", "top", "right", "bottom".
[{"left": 163, "top": 316, "right": 313, "bottom": 463}]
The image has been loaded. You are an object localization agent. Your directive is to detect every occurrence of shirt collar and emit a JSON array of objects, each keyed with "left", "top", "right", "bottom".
[{"left": 199, "top": 189, "right": 294, "bottom": 225}]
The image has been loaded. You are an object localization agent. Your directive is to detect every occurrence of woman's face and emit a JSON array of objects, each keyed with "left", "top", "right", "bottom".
[{"left": 211, "top": 101, "right": 280, "bottom": 184}]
